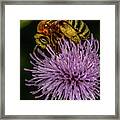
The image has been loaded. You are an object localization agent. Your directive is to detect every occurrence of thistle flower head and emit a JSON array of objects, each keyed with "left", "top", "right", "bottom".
[{"left": 25, "top": 37, "right": 100, "bottom": 100}]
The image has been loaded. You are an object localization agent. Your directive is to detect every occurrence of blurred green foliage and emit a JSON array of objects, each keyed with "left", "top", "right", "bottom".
[{"left": 20, "top": 20, "right": 32, "bottom": 29}]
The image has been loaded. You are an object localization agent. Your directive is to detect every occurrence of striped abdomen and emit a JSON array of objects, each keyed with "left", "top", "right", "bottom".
[{"left": 67, "top": 20, "right": 90, "bottom": 40}]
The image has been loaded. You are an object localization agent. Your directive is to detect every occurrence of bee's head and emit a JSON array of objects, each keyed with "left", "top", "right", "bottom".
[
  {"left": 34, "top": 33, "right": 50, "bottom": 49},
  {"left": 37, "top": 20, "right": 50, "bottom": 36}
]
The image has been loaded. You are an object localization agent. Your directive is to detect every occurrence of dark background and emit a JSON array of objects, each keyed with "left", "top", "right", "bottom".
[{"left": 20, "top": 20, "right": 100, "bottom": 100}]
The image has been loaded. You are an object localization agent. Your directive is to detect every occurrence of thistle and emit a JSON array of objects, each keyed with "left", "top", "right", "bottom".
[{"left": 25, "top": 37, "right": 100, "bottom": 100}]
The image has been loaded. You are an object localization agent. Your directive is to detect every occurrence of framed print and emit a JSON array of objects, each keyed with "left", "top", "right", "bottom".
[{"left": 0, "top": 0, "right": 119, "bottom": 119}]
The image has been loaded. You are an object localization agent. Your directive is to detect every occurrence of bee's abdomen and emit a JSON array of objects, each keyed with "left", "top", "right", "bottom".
[{"left": 67, "top": 20, "right": 90, "bottom": 40}]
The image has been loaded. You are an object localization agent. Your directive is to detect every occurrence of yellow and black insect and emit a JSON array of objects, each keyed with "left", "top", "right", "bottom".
[
  {"left": 63, "top": 20, "right": 90, "bottom": 42},
  {"left": 34, "top": 20, "right": 90, "bottom": 52}
]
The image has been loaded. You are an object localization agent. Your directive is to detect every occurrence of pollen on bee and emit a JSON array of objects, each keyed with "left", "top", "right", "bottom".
[{"left": 44, "top": 24, "right": 48, "bottom": 27}]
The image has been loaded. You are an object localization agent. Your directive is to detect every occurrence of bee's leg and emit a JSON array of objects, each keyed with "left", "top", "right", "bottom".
[
  {"left": 53, "top": 35, "right": 59, "bottom": 53},
  {"left": 79, "top": 34, "right": 86, "bottom": 40},
  {"left": 50, "top": 34, "right": 55, "bottom": 47}
]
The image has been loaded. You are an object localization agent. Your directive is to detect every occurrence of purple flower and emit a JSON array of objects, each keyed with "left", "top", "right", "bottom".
[{"left": 25, "top": 37, "right": 100, "bottom": 100}]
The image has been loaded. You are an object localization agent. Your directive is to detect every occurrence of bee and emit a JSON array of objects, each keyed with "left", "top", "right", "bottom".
[
  {"left": 34, "top": 20, "right": 90, "bottom": 52},
  {"left": 34, "top": 20, "right": 60, "bottom": 50},
  {"left": 61, "top": 20, "right": 90, "bottom": 42}
]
